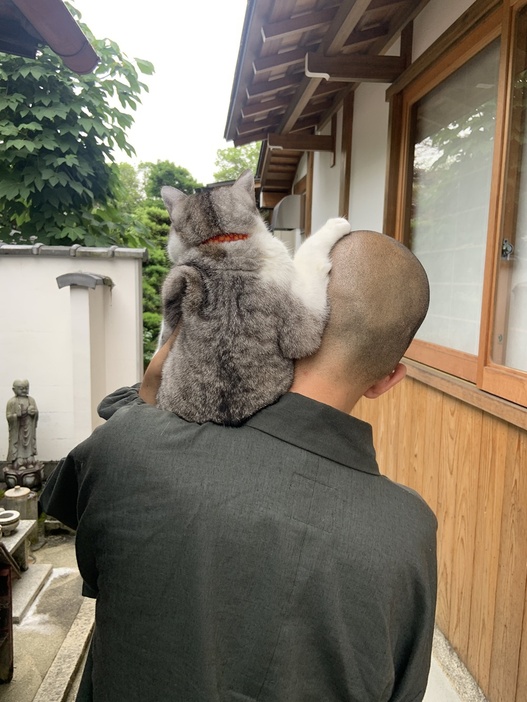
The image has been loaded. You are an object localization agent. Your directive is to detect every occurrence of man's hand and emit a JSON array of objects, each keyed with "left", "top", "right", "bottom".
[{"left": 139, "top": 329, "right": 179, "bottom": 405}]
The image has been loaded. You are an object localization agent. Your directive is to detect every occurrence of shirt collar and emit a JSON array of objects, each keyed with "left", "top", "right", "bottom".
[{"left": 246, "top": 392, "right": 379, "bottom": 476}]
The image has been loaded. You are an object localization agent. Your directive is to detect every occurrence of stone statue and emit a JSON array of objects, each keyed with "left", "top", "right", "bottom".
[{"left": 4, "top": 380, "right": 42, "bottom": 489}]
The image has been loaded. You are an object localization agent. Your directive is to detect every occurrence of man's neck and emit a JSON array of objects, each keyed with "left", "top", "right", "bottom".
[{"left": 289, "top": 362, "right": 364, "bottom": 415}]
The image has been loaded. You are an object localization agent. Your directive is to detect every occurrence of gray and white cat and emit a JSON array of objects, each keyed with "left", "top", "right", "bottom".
[{"left": 157, "top": 169, "right": 350, "bottom": 425}]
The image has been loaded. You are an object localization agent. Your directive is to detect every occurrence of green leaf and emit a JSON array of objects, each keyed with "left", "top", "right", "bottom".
[
  {"left": 20, "top": 121, "right": 43, "bottom": 132},
  {"left": 135, "top": 58, "right": 155, "bottom": 75},
  {"left": 4, "top": 138, "right": 34, "bottom": 151},
  {"left": 0, "top": 122, "right": 19, "bottom": 136},
  {"left": 0, "top": 30, "right": 153, "bottom": 253},
  {"left": 0, "top": 93, "right": 26, "bottom": 110},
  {"left": 0, "top": 181, "right": 21, "bottom": 199},
  {"left": 33, "top": 176, "right": 45, "bottom": 192}
]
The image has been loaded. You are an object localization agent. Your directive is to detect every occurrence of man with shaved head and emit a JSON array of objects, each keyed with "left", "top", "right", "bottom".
[
  {"left": 291, "top": 230, "right": 430, "bottom": 407},
  {"left": 41, "top": 230, "right": 436, "bottom": 702}
]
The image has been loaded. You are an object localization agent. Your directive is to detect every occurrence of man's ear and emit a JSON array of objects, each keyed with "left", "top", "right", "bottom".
[{"left": 363, "top": 363, "right": 407, "bottom": 399}]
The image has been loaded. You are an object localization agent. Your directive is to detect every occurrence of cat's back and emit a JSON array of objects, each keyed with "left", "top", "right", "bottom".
[{"left": 158, "top": 171, "right": 310, "bottom": 425}]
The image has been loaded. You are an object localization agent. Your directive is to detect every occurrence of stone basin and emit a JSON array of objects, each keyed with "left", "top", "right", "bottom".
[{"left": 0, "top": 508, "right": 21, "bottom": 536}]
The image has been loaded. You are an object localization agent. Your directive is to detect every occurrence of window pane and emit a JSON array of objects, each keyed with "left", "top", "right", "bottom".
[
  {"left": 492, "top": 8, "right": 527, "bottom": 373},
  {"left": 409, "top": 41, "right": 500, "bottom": 355}
]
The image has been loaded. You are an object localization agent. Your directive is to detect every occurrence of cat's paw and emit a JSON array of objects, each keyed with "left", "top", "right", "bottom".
[
  {"left": 322, "top": 217, "right": 352, "bottom": 239},
  {"left": 301, "top": 217, "right": 351, "bottom": 253}
]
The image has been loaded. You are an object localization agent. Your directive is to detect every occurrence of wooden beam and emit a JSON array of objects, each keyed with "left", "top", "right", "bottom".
[
  {"left": 256, "top": 138, "right": 269, "bottom": 181},
  {"left": 253, "top": 48, "right": 305, "bottom": 74},
  {"left": 305, "top": 152, "right": 314, "bottom": 236},
  {"left": 269, "top": 0, "right": 297, "bottom": 23},
  {"left": 339, "top": 92, "right": 354, "bottom": 219},
  {"left": 279, "top": 0, "right": 371, "bottom": 134},
  {"left": 383, "top": 24, "right": 412, "bottom": 233},
  {"left": 268, "top": 133, "right": 334, "bottom": 152},
  {"left": 267, "top": 164, "right": 298, "bottom": 174},
  {"left": 344, "top": 23, "right": 389, "bottom": 50},
  {"left": 293, "top": 175, "right": 307, "bottom": 195},
  {"left": 234, "top": 129, "right": 272, "bottom": 147},
  {"left": 331, "top": 114, "right": 337, "bottom": 167},
  {"left": 224, "top": 0, "right": 276, "bottom": 142},
  {"left": 300, "top": 97, "right": 334, "bottom": 115},
  {"left": 313, "top": 80, "right": 346, "bottom": 97},
  {"left": 271, "top": 153, "right": 301, "bottom": 164},
  {"left": 261, "top": 8, "right": 336, "bottom": 42},
  {"left": 290, "top": 115, "right": 320, "bottom": 132},
  {"left": 315, "top": 2, "right": 423, "bottom": 132},
  {"left": 305, "top": 52, "right": 406, "bottom": 83},
  {"left": 369, "top": 0, "right": 407, "bottom": 10},
  {"left": 321, "top": 0, "right": 373, "bottom": 55},
  {"left": 246, "top": 76, "right": 297, "bottom": 98},
  {"left": 260, "top": 191, "right": 288, "bottom": 208},
  {"left": 279, "top": 74, "right": 322, "bottom": 134},
  {"left": 237, "top": 117, "right": 281, "bottom": 136},
  {"left": 242, "top": 98, "right": 289, "bottom": 118},
  {"left": 262, "top": 171, "right": 294, "bottom": 182},
  {"left": 265, "top": 181, "right": 294, "bottom": 192},
  {"left": 400, "top": 18, "right": 413, "bottom": 68}
]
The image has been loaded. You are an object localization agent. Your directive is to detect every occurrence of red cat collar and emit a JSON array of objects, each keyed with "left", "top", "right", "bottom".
[{"left": 201, "top": 233, "right": 249, "bottom": 245}]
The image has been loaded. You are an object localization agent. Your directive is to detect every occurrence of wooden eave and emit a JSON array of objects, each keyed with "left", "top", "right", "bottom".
[
  {"left": 0, "top": 0, "right": 98, "bottom": 74},
  {"left": 225, "top": 0, "right": 432, "bottom": 196}
]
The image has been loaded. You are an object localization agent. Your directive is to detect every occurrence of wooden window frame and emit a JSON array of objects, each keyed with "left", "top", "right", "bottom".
[
  {"left": 478, "top": 0, "right": 527, "bottom": 407},
  {"left": 386, "top": 0, "right": 527, "bottom": 409}
]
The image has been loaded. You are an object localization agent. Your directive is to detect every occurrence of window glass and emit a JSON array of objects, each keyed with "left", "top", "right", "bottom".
[
  {"left": 492, "top": 7, "right": 527, "bottom": 372},
  {"left": 408, "top": 40, "right": 500, "bottom": 355}
]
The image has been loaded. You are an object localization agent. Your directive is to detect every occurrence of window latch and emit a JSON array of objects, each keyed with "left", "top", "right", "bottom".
[{"left": 501, "top": 239, "right": 514, "bottom": 260}]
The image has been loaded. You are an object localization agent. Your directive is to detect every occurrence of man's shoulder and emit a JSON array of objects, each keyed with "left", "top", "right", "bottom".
[{"left": 394, "top": 479, "right": 437, "bottom": 534}]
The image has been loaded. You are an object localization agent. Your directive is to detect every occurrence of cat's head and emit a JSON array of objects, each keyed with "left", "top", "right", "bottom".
[{"left": 161, "top": 170, "right": 267, "bottom": 262}]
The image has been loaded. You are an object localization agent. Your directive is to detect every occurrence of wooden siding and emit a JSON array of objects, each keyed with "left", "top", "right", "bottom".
[{"left": 353, "top": 375, "right": 527, "bottom": 702}]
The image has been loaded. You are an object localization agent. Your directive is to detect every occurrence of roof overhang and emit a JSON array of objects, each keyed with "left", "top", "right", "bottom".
[
  {"left": 0, "top": 0, "right": 99, "bottom": 74},
  {"left": 225, "top": 0, "right": 432, "bottom": 198}
]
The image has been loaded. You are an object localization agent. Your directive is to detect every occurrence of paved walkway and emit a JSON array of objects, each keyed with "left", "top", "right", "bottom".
[
  {"left": 1, "top": 532, "right": 486, "bottom": 702},
  {"left": 0, "top": 531, "right": 90, "bottom": 702},
  {"left": 425, "top": 658, "right": 467, "bottom": 702}
]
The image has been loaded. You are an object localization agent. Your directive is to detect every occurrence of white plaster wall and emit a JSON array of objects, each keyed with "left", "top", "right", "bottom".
[
  {"left": 311, "top": 114, "right": 342, "bottom": 233},
  {"left": 0, "top": 251, "right": 144, "bottom": 460},
  {"left": 98, "top": 257, "right": 144, "bottom": 393},
  {"left": 2, "top": 256, "right": 73, "bottom": 461},
  {"left": 412, "top": 0, "right": 474, "bottom": 61},
  {"left": 348, "top": 82, "right": 390, "bottom": 233}
]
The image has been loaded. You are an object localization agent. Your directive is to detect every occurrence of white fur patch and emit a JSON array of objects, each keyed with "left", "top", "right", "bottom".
[
  {"left": 167, "top": 232, "right": 187, "bottom": 263},
  {"left": 252, "top": 226, "right": 295, "bottom": 287},
  {"left": 291, "top": 218, "right": 351, "bottom": 314}
]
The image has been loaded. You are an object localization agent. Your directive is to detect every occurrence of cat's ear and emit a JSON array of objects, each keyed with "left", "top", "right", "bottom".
[
  {"left": 161, "top": 186, "right": 187, "bottom": 213},
  {"left": 233, "top": 169, "right": 255, "bottom": 194}
]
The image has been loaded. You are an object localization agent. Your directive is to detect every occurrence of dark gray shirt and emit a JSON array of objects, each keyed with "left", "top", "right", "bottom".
[{"left": 41, "top": 391, "right": 437, "bottom": 702}]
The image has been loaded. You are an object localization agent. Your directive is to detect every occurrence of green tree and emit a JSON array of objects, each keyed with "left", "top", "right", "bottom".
[
  {"left": 213, "top": 142, "right": 260, "bottom": 182},
  {"left": 115, "top": 161, "right": 203, "bottom": 365},
  {"left": 137, "top": 203, "right": 171, "bottom": 366},
  {"left": 0, "top": 4, "right": 154, "bottom": 246},
  {"left": 114, "top": 162, "right": 145, "bottom": 213},
  {"left": 140, "top": 160, "right": 203, "bottom": 198}
]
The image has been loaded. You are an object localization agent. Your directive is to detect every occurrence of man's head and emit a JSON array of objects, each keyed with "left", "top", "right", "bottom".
[{"left": 291, "top": 230, "right": 429, "bottom": 410}]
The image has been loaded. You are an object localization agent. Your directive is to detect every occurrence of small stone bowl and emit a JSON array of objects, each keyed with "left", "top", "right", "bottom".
[{"left": 0, "top": 508, "right": 20, "bottom": 536}]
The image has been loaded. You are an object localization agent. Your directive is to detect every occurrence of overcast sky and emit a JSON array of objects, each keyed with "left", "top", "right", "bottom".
[{"left": 73, "top": 0, "right": 248, "bottom": 185}]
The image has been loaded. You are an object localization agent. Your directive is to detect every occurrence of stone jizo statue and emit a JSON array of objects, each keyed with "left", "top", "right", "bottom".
[{"left": 6, "top": 379, "right": 39, "bottom": 467}]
